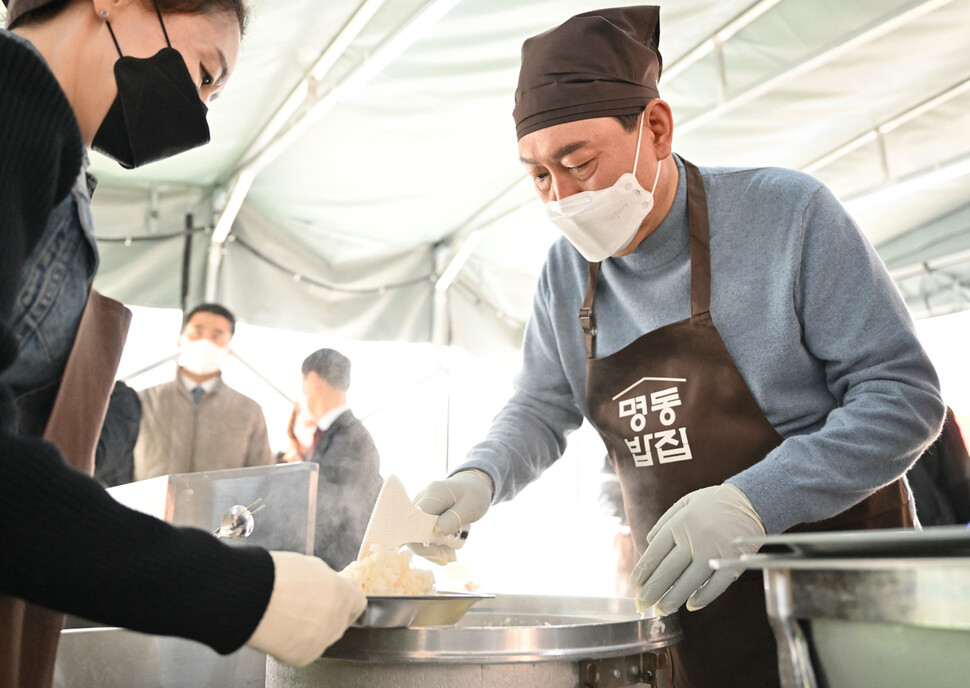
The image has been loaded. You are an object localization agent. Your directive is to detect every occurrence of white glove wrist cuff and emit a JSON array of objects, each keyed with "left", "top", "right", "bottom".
[
  {"left": 722, "top": 483, "right": 765, "bottom": 536},
  {"left": 461, "top": 469, "right": 494, "bottom": 499},
  {"left": 247, "top": 552, "right": 315, "bottom": 664},
  {"left": 246, "top": 551, "right": 365, "bottom": 668}
]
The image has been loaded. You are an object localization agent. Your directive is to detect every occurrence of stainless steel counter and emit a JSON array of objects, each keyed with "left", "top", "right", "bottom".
[
  {"left": 761, "top": 556, "right": 970, "bottom": 688},
  {"left": 55, "top": 624, "right": 266, "bottom": 688},
  {"left": 718, "top": 526, "right": 970, "bottom": 688}
]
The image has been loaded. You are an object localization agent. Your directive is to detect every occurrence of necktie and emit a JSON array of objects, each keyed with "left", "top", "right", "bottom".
[
  {"left": 308, "top": 428, "right": 324, "bottom": 457},
  {"left": 192, "top": 386, "right": 205, "bottom": 404}
]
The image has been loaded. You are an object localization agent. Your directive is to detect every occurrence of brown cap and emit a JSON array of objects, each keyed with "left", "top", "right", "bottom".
[
  {"left": 3, "top": 0, "right": 59, "bottom": 29},
  {"left": 513, "top": 5, "right": 663, "bottom": 140}
]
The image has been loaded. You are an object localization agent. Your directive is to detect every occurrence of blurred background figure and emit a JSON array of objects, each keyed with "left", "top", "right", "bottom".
[
  {"left": 280, "top": 402, "right": 317, "bottom": 463},
  {"left": 598, "top": 454, "right": 635, "bottom": 597},
  {"left": 907, "top": 408, "right": 970, "bottom": 526},
  {"left": 297, "top": 348, "right": 383, "bottom": 570},
  {"left": 93, "top": 380, "right": 141, "bottom": 488},
  {"left": 134, "top": 303, "right": 273, "bottom": 479}
]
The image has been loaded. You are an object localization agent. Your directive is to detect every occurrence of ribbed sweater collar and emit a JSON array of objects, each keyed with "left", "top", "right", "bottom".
[{"left": 613, "top": 153, "right": 690, "bottom": 273}]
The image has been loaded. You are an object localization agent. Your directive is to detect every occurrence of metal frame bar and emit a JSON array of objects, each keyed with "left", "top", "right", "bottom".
[
  {"left": 677, "top": 0, "right": 957, "bottom": 137},
  {"left": 205, "top": 0, "right": 463, "bottom": 301}
]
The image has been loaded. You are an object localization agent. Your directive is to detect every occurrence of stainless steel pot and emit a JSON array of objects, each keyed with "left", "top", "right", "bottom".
[{"left": 267, "top": 594, "right": 682, "bottom": 688}]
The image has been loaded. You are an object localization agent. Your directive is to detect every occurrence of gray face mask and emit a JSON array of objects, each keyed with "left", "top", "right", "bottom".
[{"left": 92, "top": 4, "right": 210, "bottom": 169}]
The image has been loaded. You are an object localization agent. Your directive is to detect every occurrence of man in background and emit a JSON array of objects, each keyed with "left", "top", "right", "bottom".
[
  {"left": 290, "top": 348, "right": 383, "bottom": 571},
  {"left": 134, "top": 303, "right": 273, "bottom": 480}
]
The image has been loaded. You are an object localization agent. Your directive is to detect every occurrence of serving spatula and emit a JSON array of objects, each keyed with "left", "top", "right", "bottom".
[{"left": 357, "top": 475, "right": 465, "bottom": 560}]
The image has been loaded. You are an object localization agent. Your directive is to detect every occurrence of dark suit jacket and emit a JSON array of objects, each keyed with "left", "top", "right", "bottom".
[
  {"left": 308, "top": 409, "right": 383, "bottom": 570},
  {"left": 94, "top": 380, "right": 141, "bottom": 488},
  {"left": 907, "top": 408, "right": 970, "bottom": 526}
]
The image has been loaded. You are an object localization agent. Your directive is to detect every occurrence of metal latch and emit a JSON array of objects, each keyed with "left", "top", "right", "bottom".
[
  {"left": 578, "top": 306, "right": 596, "bottom": 335},
  {"left": 580, "top": 650, "right": 672, "bottom": 688}
]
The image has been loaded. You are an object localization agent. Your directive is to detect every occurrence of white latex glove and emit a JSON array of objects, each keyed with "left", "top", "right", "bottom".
[
  {"left": 409, "top": 469, "right": 493, "bottom": 565},
  {"left": 246, "top": 551, "right": 366, "bottom": 667},
  {"left": 629, "top": 484, "right": 764, "bottom": 616}
]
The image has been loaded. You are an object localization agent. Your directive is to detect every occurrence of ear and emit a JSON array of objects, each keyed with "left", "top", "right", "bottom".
[
  {"left": 644, "top": 99, "right": 674, "bottom": 160},
  {"left": 91, "top": 0, "right": 136, "bottom": 20}
]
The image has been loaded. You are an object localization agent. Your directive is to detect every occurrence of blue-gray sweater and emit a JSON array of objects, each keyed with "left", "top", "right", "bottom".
[{"left": 460, "top": 155, "right": 945, "bottom": 535}]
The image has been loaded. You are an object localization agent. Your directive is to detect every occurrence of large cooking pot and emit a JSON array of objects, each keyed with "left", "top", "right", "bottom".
[{"left": 267, "top": 594, "right": 681, "bottom": 688}]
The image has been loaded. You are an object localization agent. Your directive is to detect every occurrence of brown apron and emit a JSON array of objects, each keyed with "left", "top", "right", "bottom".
[
  {"left": 584, "top": 160, "right": 911, "bottom": 688},
  {"left": 0, "top": 290, "right": 131, "bottom": 688}
]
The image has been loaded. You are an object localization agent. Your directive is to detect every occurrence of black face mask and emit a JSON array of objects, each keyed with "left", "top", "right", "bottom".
[{"left": 92, "top": 6, "right": 210, "bottom": 169}]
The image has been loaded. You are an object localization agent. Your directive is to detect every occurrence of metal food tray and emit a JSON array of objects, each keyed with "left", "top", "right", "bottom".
[
  {"left": 355, "top": 593, "right": 495, "bottom": 628},
  {"left": 328, "top": 594, "right": 682, "bottom": 664},
  {"left": 714, "top": 553, "right": 970, "bottom": 688},
  {"left": 738, "top": 524, "right": 970, "bottom": 558}
]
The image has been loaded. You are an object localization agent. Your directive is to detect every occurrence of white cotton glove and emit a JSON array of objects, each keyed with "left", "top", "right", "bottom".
[
  {"left": 409, "top": 470, "right": 493, "bottom": 565},
  {"left": 246, "top": 551, "right": 366, "bottom": 667},
  {"left": 629, "top": 484, "right": 764, "bottom": 616}
]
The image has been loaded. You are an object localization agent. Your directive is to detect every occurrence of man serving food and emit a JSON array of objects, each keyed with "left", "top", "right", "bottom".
[{"left": 410, "top": 6, "right": 945, "bottom": 687}]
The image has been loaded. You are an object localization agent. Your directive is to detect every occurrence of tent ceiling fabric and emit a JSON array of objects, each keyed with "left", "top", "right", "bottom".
[{"left": 77, "top": 0, "right": 970, "bottom": 354}]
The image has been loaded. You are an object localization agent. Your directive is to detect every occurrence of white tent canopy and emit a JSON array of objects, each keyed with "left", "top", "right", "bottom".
[{"left": 62, "top": 0, "right": 970, "bottom": 354}]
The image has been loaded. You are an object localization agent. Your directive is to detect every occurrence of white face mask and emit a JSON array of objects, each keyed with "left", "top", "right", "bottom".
[
  {"left": 543, "top": 112, "right": 663, "bottom": 262},
  {"left": 178, "top": 336, "right": 230, "bottom": 375}
]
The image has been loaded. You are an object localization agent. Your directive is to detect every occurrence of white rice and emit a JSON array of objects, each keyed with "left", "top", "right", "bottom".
[{"left": 341, "top": 544, "right": 436, "bottom": 595}]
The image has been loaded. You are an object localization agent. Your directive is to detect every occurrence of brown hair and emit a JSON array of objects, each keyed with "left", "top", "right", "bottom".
[
  {"left": 155, "top": 0, "right": 249, "bottom": 36},
  {"left": 10, "top": 0, "right": 249, "bottom": 35}
]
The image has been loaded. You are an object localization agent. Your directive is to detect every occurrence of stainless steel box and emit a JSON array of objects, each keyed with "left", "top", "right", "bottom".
[
  {"left": 108, "top": 462, "right": 319, "bottom": 554},
  {"left": 55, "top": 463, "right": 319, "bottom": 688}
]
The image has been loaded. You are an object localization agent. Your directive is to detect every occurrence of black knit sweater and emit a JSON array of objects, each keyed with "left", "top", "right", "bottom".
[{"left": 0, "top": 30, "right": 274, "bottom": 656}]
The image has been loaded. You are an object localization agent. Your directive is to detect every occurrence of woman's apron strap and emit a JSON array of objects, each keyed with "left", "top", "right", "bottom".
[{"left": 0, "top": 290, "right": 130, "bottom": 688}]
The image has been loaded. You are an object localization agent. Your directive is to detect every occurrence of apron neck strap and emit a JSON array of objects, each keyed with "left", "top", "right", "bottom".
[
  {"left": 683, "top": 159, "right": 712, "bottom": 317},
  {"left": 579, "top": 157, "right": 712, "bottom": 360}
]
